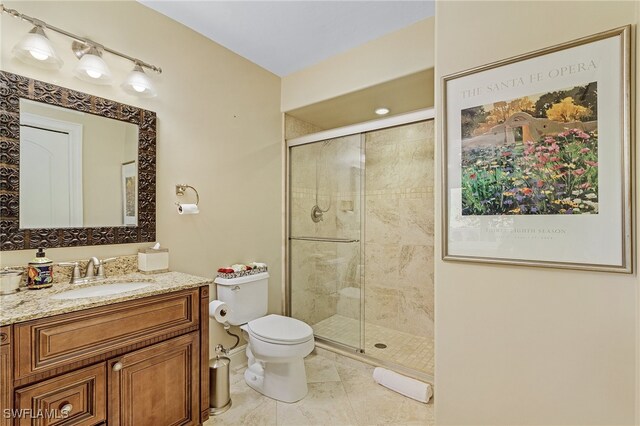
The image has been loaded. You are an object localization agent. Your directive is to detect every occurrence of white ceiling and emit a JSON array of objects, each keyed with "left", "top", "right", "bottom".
[{"left": 139, "top": 1, "right": 435, "bottom": 76}]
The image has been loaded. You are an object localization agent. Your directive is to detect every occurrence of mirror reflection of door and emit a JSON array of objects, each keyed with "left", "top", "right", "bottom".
[
  {"left": 19, "top": 115, "right": 83, "bottom": 228},
  {"left": 18, "top": 99, "right": 139, "bottom": 229}
]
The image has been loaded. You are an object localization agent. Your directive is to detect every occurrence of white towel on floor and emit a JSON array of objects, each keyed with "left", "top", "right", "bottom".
[{"left": 372, "top": 367, "right": 432, "bottom": 403}]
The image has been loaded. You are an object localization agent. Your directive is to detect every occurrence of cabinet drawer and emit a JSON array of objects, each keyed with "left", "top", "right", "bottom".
[
  {"left": 15, "top": 289, "right": 199, "bottom": 381},
  {"left": 14, "top": 363, "right": 106, "bottom": 426}
]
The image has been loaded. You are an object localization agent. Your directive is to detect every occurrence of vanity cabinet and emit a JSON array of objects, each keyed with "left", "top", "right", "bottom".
[{"left": 1, "top": 286, "right": 210, "bottom": 426}]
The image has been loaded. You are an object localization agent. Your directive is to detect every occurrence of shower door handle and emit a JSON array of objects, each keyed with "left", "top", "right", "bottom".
[{"left": 289, "top": 236, "right": 360, "bottom": 243}]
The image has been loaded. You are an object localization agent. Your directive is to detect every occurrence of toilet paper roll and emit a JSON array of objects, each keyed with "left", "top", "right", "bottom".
[
  {"left": 177, "top": 203, "right": 199, "bottom": 215},
  {"left": 209, "top": 300, "right": 230, "bottom": 323}
]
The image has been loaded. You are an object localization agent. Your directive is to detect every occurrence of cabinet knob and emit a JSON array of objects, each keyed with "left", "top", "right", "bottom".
[
  {"left": 112, "top": 361, "right": 123, "bottom": 371},
  {"left": 60, "top": 403, "right": 73, "bottom": 415}
]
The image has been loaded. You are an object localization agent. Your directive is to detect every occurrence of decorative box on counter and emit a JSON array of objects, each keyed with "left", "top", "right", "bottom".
[
  {"left": 216, "top": 263, "right": 268, "bottom": 279},
  {"left": 138, "top": 245, "right": 169, "bottom": 274}
]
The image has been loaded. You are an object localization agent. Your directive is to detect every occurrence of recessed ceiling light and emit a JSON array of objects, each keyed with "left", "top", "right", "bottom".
[{"left": 375, "top": 107, "right": 390, "bottom": 115}]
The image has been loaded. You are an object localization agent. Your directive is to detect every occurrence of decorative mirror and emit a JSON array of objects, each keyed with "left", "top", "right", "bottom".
[{"left": 0, "top": 71, "right": 156, "bottom": 250}]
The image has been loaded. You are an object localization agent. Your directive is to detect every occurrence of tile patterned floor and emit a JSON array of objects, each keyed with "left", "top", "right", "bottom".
[
  {"left": 312, "top": 315, "right": 434, "bottom": 376},
  {"left": 203, "top": 348, "right": 434, "bottom": 426}
]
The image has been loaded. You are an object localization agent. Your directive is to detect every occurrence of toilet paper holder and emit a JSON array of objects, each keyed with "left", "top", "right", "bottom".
[{"left": 175, "top": 184, "right": 200, "bottom": 206}]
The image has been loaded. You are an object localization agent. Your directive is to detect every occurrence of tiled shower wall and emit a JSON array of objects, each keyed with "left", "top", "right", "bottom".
[
  {"left": 285, "top": 114, "right": 324, "bottom": 140},
  {"left": 365, "top": 121, "right": 435, "bottom": 338}
]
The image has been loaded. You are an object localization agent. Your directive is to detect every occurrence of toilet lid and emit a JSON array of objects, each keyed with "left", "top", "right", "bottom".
[{"left": 247, "top": 314, "right": 313, "bottom": 344}]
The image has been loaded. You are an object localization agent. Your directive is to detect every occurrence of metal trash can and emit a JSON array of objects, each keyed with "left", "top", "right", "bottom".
[{"left": 209, "top": 354, "right": 232, "bottom": 415}]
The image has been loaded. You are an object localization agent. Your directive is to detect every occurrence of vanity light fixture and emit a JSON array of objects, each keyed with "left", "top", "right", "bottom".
[
  {"left": 11, "top": 24, "right": 63, "bottom": 69},
  {"left": 1, "top": 4, "right": 161, "bottom": 95},
  {"left": 375, "top": 107, "right": 390, "bottom": 116},
  {"left": 121, "top": 63, "right": 157, "bottom": 98}
]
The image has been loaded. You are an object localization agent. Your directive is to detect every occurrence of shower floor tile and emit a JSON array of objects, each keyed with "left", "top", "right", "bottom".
[{"left": 312, "top": 314, "right": 434, "bottom": 376}]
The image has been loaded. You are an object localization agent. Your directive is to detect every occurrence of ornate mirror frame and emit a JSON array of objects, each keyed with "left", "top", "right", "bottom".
[{"left": 0, "top": 71, "right": 156, "bottom": 250}]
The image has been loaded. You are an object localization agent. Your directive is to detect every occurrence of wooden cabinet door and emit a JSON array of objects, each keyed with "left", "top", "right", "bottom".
[
  {"left": 108, "top": 332, "right": 199, "bottom": 426},
  {"left": 14, "top": 363, "right": 106, "bottom": 426}
]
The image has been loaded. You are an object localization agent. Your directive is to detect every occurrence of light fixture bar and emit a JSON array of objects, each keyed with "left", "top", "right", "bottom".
[{"left": 0, "top": 4, "right": 162, "bottom": 74}]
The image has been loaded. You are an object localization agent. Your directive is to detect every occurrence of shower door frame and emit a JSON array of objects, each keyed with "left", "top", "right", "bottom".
[{"left": 285, "top": 107, "right": 436, "bottom": 382}]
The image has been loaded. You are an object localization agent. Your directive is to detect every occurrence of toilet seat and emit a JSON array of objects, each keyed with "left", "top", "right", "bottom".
[{"left": 247, "top": 314, "right": 313, "bottom": 345}]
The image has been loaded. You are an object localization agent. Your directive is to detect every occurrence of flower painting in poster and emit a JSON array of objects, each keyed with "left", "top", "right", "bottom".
[
  {"left": 443, "top": 27, "right": 631, "bottom": 272},
  {"left": 460, "top": 83, "right": 598, "bottom": 216}
]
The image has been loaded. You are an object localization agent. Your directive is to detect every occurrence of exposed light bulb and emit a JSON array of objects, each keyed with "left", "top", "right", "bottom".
[
  {"left": 375, "top": 107, "right": 390, "bottom": 115},
  {"left": 29, "top": 50, "right": 49, "bottom": 61},
  {"left": 86, "top": 69, "right": 102, "bottom": 79}
]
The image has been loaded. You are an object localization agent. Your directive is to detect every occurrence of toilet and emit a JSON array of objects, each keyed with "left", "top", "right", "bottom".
[{"left": 214, "top": 272, "right": 315, "bottom": 403}]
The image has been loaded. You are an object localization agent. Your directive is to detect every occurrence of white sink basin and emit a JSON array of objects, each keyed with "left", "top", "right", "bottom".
[{"left": 51, "top": 282, "right": 152, "bottom": 300}]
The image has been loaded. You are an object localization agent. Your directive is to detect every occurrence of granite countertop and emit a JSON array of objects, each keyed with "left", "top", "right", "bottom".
[{"left": 0, "top": 271, "right": 212, "bottom": 326}]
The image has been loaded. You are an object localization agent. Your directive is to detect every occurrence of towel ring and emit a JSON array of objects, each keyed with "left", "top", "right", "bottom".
[{"left": 175, "top": 184, "right": 199, "bottom": 206}]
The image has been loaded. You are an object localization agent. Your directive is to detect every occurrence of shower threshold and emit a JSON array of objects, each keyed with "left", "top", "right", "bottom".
[
  {"left": 311, "top": 315, "right": 434, "bottom": 383},
  {"left": 314, "top": 337, "right": 433, "bottom": 385}
]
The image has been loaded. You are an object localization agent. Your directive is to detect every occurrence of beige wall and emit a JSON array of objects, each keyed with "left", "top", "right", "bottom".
[
  {"left": 435, "top": 1, "right": 638, "bottom": 424},
  {"left": 0, "top": 1, "right": 282, "bottom": 353},
  {"left": 281, "top": 17, "right": 434, "bottom": 112}
]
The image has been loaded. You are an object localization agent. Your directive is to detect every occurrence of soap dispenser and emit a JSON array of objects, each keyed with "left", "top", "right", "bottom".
[{"left": 27, "top": 248, "right": 53, "bottom": 289}]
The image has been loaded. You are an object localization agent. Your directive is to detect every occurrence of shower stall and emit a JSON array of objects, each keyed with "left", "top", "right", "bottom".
[{"left": 286, "top": 110, "right": 435, "bottom": 380}]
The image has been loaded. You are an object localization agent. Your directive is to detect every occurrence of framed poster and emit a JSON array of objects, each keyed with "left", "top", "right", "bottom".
[
  {"left": 121, "top": 161, "right": 137, "bottom": 226},
  {"left": 442, "top": 26, "right": 631, "bottom": 272}
]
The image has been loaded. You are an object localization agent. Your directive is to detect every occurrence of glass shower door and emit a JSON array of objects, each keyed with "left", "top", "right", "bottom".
[{"left": 289, "top": 134, "right": 363, "bottom": 350}]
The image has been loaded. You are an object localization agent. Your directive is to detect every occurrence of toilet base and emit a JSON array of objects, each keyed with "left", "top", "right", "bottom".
[{"left": 244, "top": 358, "right": 309, "bottom": 403}]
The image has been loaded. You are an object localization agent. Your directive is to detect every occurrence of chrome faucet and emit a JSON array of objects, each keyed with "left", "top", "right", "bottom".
[
  {"left": 85, "top": 257, "right": 100, "bottom": 279},
  {"left": 59, "top": 257, "right": 118, "bottom": 284}
]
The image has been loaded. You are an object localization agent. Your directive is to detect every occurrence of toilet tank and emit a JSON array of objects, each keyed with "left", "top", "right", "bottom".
[{"left": 214, "top": 272, "right": 269, "bottom": 325}]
